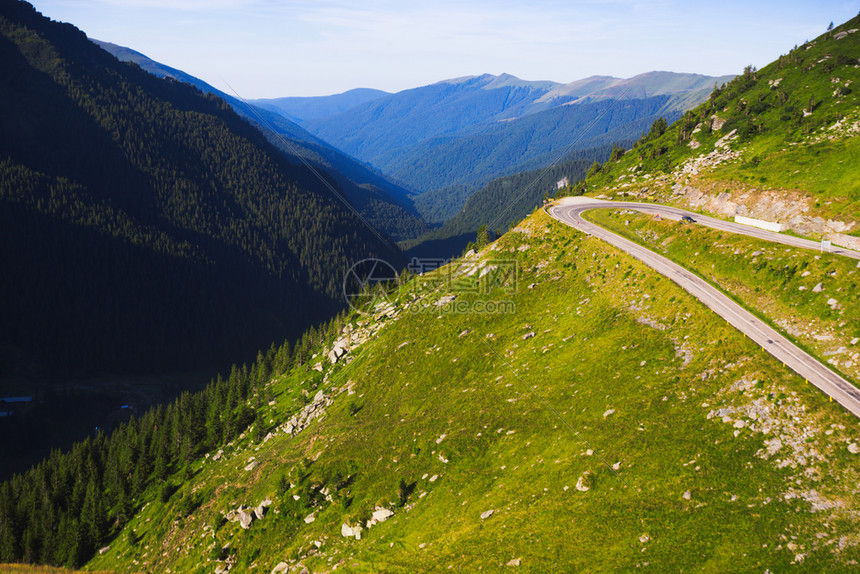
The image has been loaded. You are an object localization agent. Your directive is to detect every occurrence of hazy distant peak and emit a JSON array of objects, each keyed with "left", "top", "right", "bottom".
[
  {"left": 537, "top": 71, "right": 735, "bottom": 104},
  {"left": 337, "top": 87, "right": 392, "bottom": 98},
  {"left": 435, "top": 73, "right": 560, "bottom": 93},
  {"left": 436, "top": 74, "right": 482, "bottom": 85},
  {"left": 479, "top": 72, "right": 560, "bottom": 91},
  {"left": 536, "top": 75, "right": 623, "bottom": 102},
  {"left": 623, "top": 70, "right": 736, "bottom": 94}
]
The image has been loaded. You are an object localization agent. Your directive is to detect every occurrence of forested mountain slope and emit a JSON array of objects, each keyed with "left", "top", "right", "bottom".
[
  {"left": 3, "top": 12, "right": 860, "bottom": 574},
  {"left": 405, "top": 148, "right": 615, "bottom": 259},
  {"left": 0, "top": 0, "right": 400, "bottom": 379},
  {"left": 298, "top": 71, "right": 733, "bottom": 217},
  {"left": 93, "top": 40, "right": 429, "bottom": 242},
  {"left": 400, "top": 95, "right": 674, "bottom": 221}
]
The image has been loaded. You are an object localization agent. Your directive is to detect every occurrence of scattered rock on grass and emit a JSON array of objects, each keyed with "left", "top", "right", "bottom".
[
  {"left": 239, "top": 510, "right": 254, "bottom": 530},
  {"left": 372, "top": 507, "right": 395, "bottom": 523},
  {"left": 341, "top": 523, "right": 362, "bottom": 539},
  {"left": 575, "top": 472, "right": 592, "bottom": 492},
  {"left": 436, "top": 295, "right": 457, "bottom": 307},
  {"left": 328, "top": 345, "right": 346, "bottom": 364}
]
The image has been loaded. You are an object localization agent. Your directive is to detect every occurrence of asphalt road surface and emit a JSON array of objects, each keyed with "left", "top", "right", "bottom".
[{"left": 549, "top": 197, "right": 860, "bottom": 419}]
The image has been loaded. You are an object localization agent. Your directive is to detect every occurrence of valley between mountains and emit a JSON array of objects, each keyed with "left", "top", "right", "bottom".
[{"left": 2, "top": 2, "right": 860, "bottom": 573}]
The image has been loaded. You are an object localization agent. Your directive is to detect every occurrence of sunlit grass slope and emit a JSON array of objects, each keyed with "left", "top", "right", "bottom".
[{"left": 89, "top": 209, "right": 860, "bottom": 573}]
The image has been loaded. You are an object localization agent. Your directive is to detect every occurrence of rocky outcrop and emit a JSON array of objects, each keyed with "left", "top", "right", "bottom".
[
  {"left": 281, "top": 390, "right": 332, "bottom": 436},
  {"left": 238, "top": 510, "right": 253, "bottom": 530},
  {"left": 671, "top": 183, "right": 856, "bottom": 238},
  {"left": 371, "top": 507, "right": 394, "bottom": 523},
  {"left": 225, "top": 498, "right": 273, "bottom": 530},
  {"left": 675, "top": 130, "right": 740, "bottom": 178},
  {"left": 665, "top": 114, "right": 859, "bottom": 239},
  {"left": 341, "top": 522, "right": 362, "bottom": 539},
  {"left": 254, "top": 499, "right": 272, "bottom": 520},
  {"left": 831, "top": 233, "right": 860, "bottom": 251},
  {"left": 435, "top": 294, "right": 457, "bottom": 307},
  {"left": 328, "top": 345, "right": 346, "bottom": 364}
]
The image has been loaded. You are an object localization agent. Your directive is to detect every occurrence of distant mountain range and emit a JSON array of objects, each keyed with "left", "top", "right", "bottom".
[
  {"left": 6, "top": 3, "right": 859, "bottom": 571},
  {"left": 270, "top": 71, "right": 732, "bottom": 221},
  {"left": 252, "top": 88, "right": 390, "bottom": 122},
  {"left": 404, "top": 149, "right": 608, "bottom": 260},
  {"left": 93, "top": 41, "right": 429, "bottom": 242},
  {"left": 95, "top": 41, "right": 733, "bottom": 229}
]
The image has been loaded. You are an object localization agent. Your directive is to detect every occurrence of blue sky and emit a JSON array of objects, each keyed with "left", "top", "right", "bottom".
[{"left": 29, "top": 0, "right": 859, "bottom": 98}]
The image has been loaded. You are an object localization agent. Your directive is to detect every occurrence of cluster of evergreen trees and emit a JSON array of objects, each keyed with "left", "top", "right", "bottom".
[
  {"left": 406, "top": 148, "right": 618, "bottom": 259},
  {"left": 0, "top": 309, "right": 345, "bottom": 568}
]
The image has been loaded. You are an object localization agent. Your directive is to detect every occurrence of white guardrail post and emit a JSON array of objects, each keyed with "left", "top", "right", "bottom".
[{"left": 733, "top": 215, "right": 783, "bottom": 233}]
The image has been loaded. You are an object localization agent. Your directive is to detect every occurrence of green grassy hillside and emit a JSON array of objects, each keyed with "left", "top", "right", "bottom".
[
  {"left": 587, "top": 208, "right": 860, "bottom": 385},
  {"left": 0, "top": 566, "right": 124, "bottom": 574},
  {"left": 71, "top": 208, "right": 860, "bottom": 573},
  {"left": 577, "top": 15, "right": 860, "bottom": 230},
  {"left": 5, "top": 11, "right": 860, "bottom": 574}
]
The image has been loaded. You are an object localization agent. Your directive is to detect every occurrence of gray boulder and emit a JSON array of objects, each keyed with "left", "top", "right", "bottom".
[
  {"left": 372, "top": 507, "right": 394, "bottom": 523},
  {"left": 328, "top": 345, "right": 346, "bottom": 364},
  {"left": 254, "top": 504, "right": 267, "bottom": 520},
  {"left": 238, "top": 510, "right": 254, "bottom": 530}
]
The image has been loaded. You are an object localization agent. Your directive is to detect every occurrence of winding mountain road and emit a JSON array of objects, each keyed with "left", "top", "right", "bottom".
[{"left": 549, "top": 197, "right": 860, "bottom": 419}]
